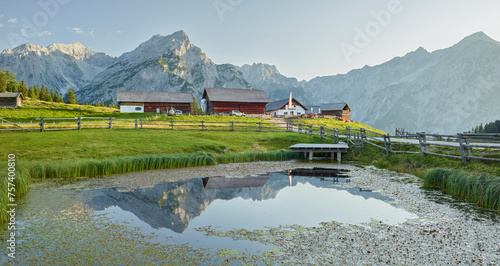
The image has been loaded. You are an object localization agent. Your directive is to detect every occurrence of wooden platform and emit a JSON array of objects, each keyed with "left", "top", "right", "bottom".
[{"left": 289, "top": 142, "right": 349, "bottom": 162}]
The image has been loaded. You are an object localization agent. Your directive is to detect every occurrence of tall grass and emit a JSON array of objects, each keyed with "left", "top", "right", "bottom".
[
  {"left": 29, "top": 152, "right": 218, "bottom": 180},
  {"left": 0, "top": 167, "right": 30, "bottom": 223},
  {"left": 27, "top": 151, "right": 303, "bottom": 180},
  {"left": 214, "top": 150, "right": 304, "bottom": 164},
  {"left": 424, "top": 168, "right": 500, "bottom": 210}
]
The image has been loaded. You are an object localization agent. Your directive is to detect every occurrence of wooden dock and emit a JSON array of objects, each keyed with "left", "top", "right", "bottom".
[{"left": 289, "top": 142, "right": 349, "bottom": 162}]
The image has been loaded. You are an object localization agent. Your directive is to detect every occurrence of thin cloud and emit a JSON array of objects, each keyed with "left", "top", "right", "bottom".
[
  {"left": 0, "top": 23, "right": 3, "bottom": 28},
  {"left": 72, "top": 27, "right": 84, "bottom": 34},
  {"left": 0, "top": 14, "right": 4, "bottom": 19},
  {"left": 38, "top": 30, "right": 52, "bottom": 37},
  {"left": 90, "top": 30, "right": 95, "bottom": 36},
  {"left": 8, "top": 18, "right": 18, "bottom": 24}
]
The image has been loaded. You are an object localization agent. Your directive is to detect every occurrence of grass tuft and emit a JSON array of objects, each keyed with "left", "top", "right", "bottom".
[{"left": 424, "top": 168, "right": 500, "bottom": 210}]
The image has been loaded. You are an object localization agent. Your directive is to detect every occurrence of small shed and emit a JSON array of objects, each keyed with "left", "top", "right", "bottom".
[
  {"left": 320, "top": 102, "right": 351, "bottom": 122},
  {"left": 117, "top": 91, "right": 194, "bottom": 114},
  {"left": 202, "top": 88, "right": 271, "bottom": 115},
  {"left": 0, "top": 92, "right": 24, "bottom": 108},
  {"left": 265, "top": 98, "right": 308, "bottom": 116}
]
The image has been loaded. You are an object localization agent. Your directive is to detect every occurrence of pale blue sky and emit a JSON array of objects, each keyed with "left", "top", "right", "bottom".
[{"left": 1, "top": 0, "right": 499, "bottom": 80}]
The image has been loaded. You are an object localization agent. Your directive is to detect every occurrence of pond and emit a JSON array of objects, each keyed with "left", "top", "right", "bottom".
[{"left": 1, "top": 162, "right": 498, "bottom": 265}]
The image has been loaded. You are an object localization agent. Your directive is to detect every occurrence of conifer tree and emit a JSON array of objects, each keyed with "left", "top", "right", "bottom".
[
  {"left": 66, "top": 88, "right": 78, "bottom": 104},
  {"left": 0, "top": 70, "right": 7, "bottom": 92},
  {"left": 28, "top": 86, "right": 35, "bottom": 98},
  {"left": 50, "top": 88, "right": 56, "bottom": 102},
  {"left": 20, "top": 81, "right": 28, "bottom": 96}
]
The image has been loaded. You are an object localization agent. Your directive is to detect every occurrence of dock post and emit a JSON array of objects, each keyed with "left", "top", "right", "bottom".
[
  {"left": 337, "top": 152, "right": 341, "bottom": 162},
  {"left": 331, "top": 152, "right": 334, "bottom": 161},
  {"left": 309, "top": 151, "right": 313, "bottom": 160}
]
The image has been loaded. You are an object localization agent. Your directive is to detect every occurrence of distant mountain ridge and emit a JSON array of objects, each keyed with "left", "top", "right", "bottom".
[{"left": 1, "top": 31, "right": 499, "bottom": 134}]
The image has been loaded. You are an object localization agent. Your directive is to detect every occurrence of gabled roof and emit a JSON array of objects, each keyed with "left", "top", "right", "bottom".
[
  {"left": 203, "top": 88, "right": 271, "bottom": 103},
  {"left": 117, "top": 91, "right": 193, "bottom": 103},
  {"left": 265, "top": 98, "right": 308, "bottom": 112},
  {"left": 0, "top": 92, "right": 24, "bottom": 99},
  {"left": 320, "top": 102, "right": 350, "bottom": 111}
]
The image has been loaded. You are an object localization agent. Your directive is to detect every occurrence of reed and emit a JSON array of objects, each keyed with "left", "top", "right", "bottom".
[
  {"left": 28, "top": 152, "right": 218, "bottom": 180},
  {"left": 0, "top": 167, "right": 30, "bottom": 223},
  {"left": 213, "top": 150, "right": 304, "bottom": 164},
  {"left": 424, "top": 168, "right": 500, "bottom": 210}
]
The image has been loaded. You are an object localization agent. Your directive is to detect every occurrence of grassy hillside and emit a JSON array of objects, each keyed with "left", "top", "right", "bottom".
[{"left": 290, "top": 118, "right": 386, "bottom": 135}]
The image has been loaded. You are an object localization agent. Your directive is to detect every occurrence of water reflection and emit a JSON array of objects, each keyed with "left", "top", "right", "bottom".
[{"left": 82, "top": 171, "right": 416, "bottom": 235}]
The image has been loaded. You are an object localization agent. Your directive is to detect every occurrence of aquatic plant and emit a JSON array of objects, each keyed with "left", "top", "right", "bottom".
[
  {"left": 0, "top": 167, "right": 30, "bottom": 223},
  {"left": 424, "top": 168, "right": 500, "bottom": 210},
  {"left": 29, "top": 152, "right": 218, "bottom": 180}
]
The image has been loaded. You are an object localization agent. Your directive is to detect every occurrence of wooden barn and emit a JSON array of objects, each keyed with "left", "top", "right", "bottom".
[
  {"left": 202, "top": 88, "right": 271, "bottom": 115},
  {"left": 265, "top": 97, "right": 308, "bottom": 116},
  {"left": 117, "top": 91, "right": 194, "bottom": 114},
  {"left": 320, "top": 102, "right": 351, "bottom": 122},
  {"left": 0, "top": 92, "right": 24, "bottom": 108}
]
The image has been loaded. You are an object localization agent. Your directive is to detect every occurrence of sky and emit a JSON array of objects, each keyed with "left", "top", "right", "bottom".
[{"left": 1, "top": 0, "right": 500, "bottom": 81}]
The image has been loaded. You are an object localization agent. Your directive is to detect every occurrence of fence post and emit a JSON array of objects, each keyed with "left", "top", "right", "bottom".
[
  {"left": 201, "top": 121, "right": 204, "bottom": 131},
  {"left": 417, "top": 132, "right": 425, "bottom": 156},
  {"left": 259, "top": 122, "right": 262, "bottom": 132},
  {"left": 361, "top": 129, "right": 365, "bottom": 148},
  {"left": 170, "top": 120, "right": 174, "bottom": 130},
  {"left": 422, "top": 132, "right": 427, "bottom": 152},
  {"left": 231, "top": 121, "right": 234, "bottom": 131},
  {"left": 309, "top": 125, "right": 312, "bottom": 135},
  {"left": 286, "top": 122, "right": 289, "bottom": 132},
  {"left": 383, "top": 135, "right": 389, "bottom": 156},
  {"left": 298, "top": 124, "right": 302, "bottom": 134},
  {"left": 320, "top": 126, "right": 324, "bottom": 139},
  {"left": 108, "top": 117, "right": 112, "bottom": 129},
  {"left": 354, "top": 132, "right": 361, "bottom": 151},
  {"left": 346, "top": 126, "right": 350, "bottom": 142},
  {"left": 40, "top": 117, "right": 44, "bottom": 132},
  {"left": 457, "top": 133, "right": 467, "bottom": 164},
  {"left": 387, "top": 134, "right": 392, "bottom": 153},
  {"left": 140, "top": 119, "right": 143, "bottom": 129},
  {"left": 135, "top": 118, "right": 138, "bottom": 129},
  {"left": 77, "top": 117, "right": 82, "bottom": 130},
  {"left": 465, "top": 136, "right": 472, "bottom": 158}
]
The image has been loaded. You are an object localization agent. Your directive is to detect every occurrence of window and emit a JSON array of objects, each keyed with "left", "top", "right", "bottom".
[{"left": 135, "top": 107, "right": 141, "bottom": 111}]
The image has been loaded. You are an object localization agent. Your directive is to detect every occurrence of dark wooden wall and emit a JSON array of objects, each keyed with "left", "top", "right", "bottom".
[
  {"left": 0, "top": 97, "right": 22, "bottom": 108},
  {"left": 211, "top": 101, "right": 267, "bottom": 114},
  {"left": 322, "top": 110, "right": 350, "bottom": 122}
]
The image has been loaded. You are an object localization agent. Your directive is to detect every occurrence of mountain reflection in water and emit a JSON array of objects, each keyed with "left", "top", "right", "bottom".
[{"left": 82, "top": 171, "right": 413, "bottom": 234}]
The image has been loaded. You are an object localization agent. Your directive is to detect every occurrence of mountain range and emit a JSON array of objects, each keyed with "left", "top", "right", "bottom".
[{"left": 1, "top": 30, "right": 499, "bottom": 134}]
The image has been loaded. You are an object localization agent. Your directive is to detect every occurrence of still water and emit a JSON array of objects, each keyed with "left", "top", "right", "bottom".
[{"left": 2, "top": 168, "right": 419, "bottom": 262}]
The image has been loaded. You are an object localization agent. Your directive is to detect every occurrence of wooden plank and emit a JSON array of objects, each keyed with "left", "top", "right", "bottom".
[
  {"left": 423, "top": 151, "right": 462, "bottom": 160},
  {"left": 466, "top": 156, "right": 500, "bottom": 162},
  {"left": 0, "top": 118, "right": 32, "bottom": 132}
]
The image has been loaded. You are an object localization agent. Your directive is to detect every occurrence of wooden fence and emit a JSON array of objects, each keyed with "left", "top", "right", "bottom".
[
  {"left": 0, "top": 117, "right": 291, "bottom": 133},
  {"left": 347, "top": 127, "right": 500, "bottom": 164},
  {"left": 2, "top": 117, "right": 499, "bottom": 164}
]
